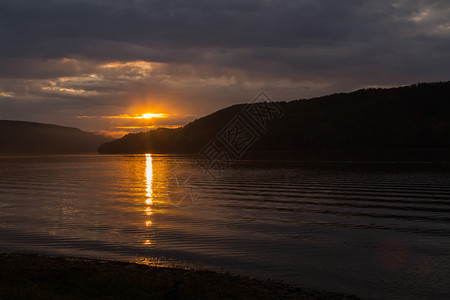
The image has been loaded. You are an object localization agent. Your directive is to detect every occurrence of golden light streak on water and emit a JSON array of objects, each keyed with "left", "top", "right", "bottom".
[{"left": 145, "top": 154, "right": 153, "bottom": 244}]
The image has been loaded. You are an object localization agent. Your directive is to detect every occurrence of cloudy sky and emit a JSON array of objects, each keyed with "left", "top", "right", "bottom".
[{"left": 0, "top": 0, "right": 449, "bottom": 136}]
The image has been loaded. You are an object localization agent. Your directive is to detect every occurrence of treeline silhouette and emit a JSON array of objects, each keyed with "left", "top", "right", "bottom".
[
  {"left": 0, "top": 121, "right": 112, "bottom": 155},
  {"left": 99, "top": 81, "right": 450, "bottom": 161}
]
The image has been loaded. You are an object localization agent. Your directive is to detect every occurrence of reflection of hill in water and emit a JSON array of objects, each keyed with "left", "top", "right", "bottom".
[
  {"left": 0, "top": 120, "right": 112, "bottom": 154},
  {"left": 99, "top": 81, "right": 450, "bottom": 161}
]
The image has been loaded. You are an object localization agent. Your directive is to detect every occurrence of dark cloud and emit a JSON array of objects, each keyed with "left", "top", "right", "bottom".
[{"left": 0, "top": 0, "right": 449, "bottom": 134}]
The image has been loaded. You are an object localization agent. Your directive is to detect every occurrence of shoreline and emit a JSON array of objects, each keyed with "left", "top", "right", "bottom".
[{"left": 0, "top": 252, "right": 360, "bottom": 299}]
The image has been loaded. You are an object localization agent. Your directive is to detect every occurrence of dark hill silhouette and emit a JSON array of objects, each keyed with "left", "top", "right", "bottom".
[
  {"left": 98, "top": 81, "right": 450, "bottom": 161},
  {"left": 0, "top": 120, "right": 113, "bottom": 155}
]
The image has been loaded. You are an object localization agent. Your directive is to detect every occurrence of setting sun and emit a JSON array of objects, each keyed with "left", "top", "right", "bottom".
[
  {"left": 137, "top": 113, "right": 167, "bottom": 119},
  {"left": 101, "top": 113, "right": 168, "bottom": 119}
]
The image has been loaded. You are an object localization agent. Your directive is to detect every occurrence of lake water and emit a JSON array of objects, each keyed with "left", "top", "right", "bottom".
[{"left": 0, "top": 155, "right": 449, "bottom": 299}]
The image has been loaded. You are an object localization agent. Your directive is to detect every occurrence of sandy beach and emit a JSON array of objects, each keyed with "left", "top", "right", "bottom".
[{"left": 0, "top": 252, "right": 360, "bottom": 300}]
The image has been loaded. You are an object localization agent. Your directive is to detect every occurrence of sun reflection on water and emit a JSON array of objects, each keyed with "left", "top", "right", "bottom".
[
  {"left": 145, "top": 207, "right": 153, "bottom": 216},
  {"left": 146, "top": 154, "right": 153, "bottom": 201},
  {"left": 144, "top": 154, "right": 153, "bottom": 244}
]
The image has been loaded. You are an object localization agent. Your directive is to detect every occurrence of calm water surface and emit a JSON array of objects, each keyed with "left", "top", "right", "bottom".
[{"left": 0, "top": 155, "right": 449, "bottom": 299}]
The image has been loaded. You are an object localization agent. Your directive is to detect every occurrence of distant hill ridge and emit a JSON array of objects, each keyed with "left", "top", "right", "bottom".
[
  {"left": 99, "top": 81, "right": 450, "bottom": 160},
  {"left": 0, "top": 120, "right": 112, "bottom": 155}
]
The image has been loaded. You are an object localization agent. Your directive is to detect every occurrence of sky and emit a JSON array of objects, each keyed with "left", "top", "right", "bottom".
[{"left": 0, "top": 0, "right": 449, "bottom": 137}]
